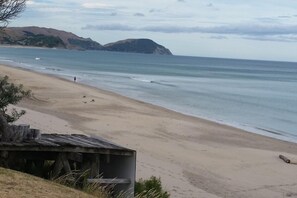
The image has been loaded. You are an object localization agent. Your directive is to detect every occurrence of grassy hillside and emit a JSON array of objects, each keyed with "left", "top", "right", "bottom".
[
  {"left": 0, "top": 167, "right": 95, "bottom": 198},
  {"left": 0, "top": 27, "right": 172, "bottom": 54},
  {"left": 0, "top": 27, "right": 103, "bottom": 50}
]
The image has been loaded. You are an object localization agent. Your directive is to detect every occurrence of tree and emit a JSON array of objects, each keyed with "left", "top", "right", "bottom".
[
  {"left": 0, "top": 75, "right": 30, "bottom": 141},
  {"left": 0, "top": 0, "right": 26, "bottom": 28}
]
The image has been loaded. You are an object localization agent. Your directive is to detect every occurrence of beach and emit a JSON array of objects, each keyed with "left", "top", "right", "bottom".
[{"left": 1, "top": 64, "right": 297, "bottom": 197}]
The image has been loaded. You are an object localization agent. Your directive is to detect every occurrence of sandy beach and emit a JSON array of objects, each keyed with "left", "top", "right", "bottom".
[{"left": 1, "top": 64, "right": 297, "bottom": 198}]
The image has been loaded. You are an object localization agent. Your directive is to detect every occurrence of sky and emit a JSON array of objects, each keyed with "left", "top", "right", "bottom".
[{"left": 9, "top": 0, "right": 297, "bottom": 62}]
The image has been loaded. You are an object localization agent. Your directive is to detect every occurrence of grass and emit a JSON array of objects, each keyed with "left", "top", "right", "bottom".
[
  {"left": 0, "top": 167, "right": 95, "bottom": 198},
  {"left": 0, "top": 166, "right": 170, "bottom": 198},
  {"left": 54, "top": 172, "right": 170, "bottom": 198}
]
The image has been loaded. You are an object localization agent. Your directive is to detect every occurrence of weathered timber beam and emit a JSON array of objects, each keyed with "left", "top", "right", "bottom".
[
  {"left": 90, "top": 154, "right": 100, "bottom": 178},
  {"left": 52, "top": 153, "right": 72, "bottom": 178},
  {"left": 0, "top": 146, "right": 134, "bottom": 156},
  {"left": 87, "top": 178, "right": 131, "bottom": 184},
  {"left": 13, "top": 152, "right": 57, "bottom": 160},
  {"left": 68, "top": 152, "right": 83, "bottom": 162}
]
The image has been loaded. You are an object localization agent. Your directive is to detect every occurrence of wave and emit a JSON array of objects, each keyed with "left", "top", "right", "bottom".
[
  {"left": 130, "top": 76, "right": 176, "bottom": 87},
  {"left": 130, "top": 77, "right": 153, "bottom": 83},
  {"left": 45, "top": 67, "right": 63, "bottom": 72},
  {"left": 0, "top": 58, "right": 14, "bottom": 63},
  {"left": 255, "top": 127, "right": 297, "bottom": 142},
  {"left": 255, "top": 127, "right": 284, "bottom": 136}
]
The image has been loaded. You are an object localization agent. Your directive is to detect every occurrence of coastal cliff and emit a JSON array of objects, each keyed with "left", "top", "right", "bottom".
[
  {"left": 0, "top": 26, "right": 172, "bottom": 55},
  {"left": 104, "top": 39, "right": 172, "bottom": 55}
]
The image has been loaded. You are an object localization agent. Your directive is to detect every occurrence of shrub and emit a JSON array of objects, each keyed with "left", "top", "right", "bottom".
[
  {"left": 0, "top": 75, "right": 30, "bottom": 122},
  {"left": 135, "top": 176, "right": 170, "bottom": 198}
]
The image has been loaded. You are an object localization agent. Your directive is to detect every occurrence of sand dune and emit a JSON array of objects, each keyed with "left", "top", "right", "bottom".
[{"left": 1, "top": 64, "right": 297, "bottom": 198}]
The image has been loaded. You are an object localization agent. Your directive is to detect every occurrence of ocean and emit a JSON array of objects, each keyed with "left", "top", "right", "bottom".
[{"left": 0, "top": 47, "right": 297, "bottom": 143}]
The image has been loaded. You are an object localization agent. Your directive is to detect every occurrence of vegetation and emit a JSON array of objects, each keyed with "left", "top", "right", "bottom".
[
  {"left": 0, "top": 75, "right": 30, "bottom": 142},
  {"left": 0, "top": 167, "right": 94, "bottom": 198},
  {"left": 135, "top": 176, "right": 170, "bottom": 198},
  {"left": 68, "top": 38, "right": 102, "bottom": 50},
  {"left": 54, "top": 172, "right": 170, "bottom": 198},
  {"left": 0, "top": 75, "right": 30, "bottom": 123},
  {"left": 21, "top": 34, "right": 66, "bottom": 48},
  {"left": 54, "top": 171, "right": 111, "bottom": 198},
  {"left": 3, "top": 33, "right": 66, "bottom": 48}
]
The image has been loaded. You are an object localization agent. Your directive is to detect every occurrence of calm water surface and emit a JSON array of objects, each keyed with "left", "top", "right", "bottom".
[{"left": 0, "top": 47, "right": 297, "bottom": 142}]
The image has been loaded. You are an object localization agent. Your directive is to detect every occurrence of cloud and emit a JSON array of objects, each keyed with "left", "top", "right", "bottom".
[
  {"left": 82, "top": 23, "right": 297, "bottom": 36},
  {"left": 278, "top": 15, "right": 291, "bottom": 19},
  {"left": 210, "top": 35, "right": 228, "bottom": 40},
  {"left": 27, "top": 0, "right": 36, "bottom": 5},
  {"left": 244, "top": 35, "right": 297, "bottom": 42},
  {"left": 82, "top": 2, "right": 110, "bottom": 9},
  {"left": 82, "top": 23, "right": 297, "bottom": 43},
  {"left": 177, "top": 0, "right": 186, "bottom": 2},
  {"left": 134, "top": 13, "right": 145, "bottom": 17},
  {"left": 25, "top": 0, "right": 77, "bottom": 13},
  {"left": 205, "top": 2, "right": 219, "bottom": 11},
  {"left": 149, "top": 8, "right": 162, "bottom": 13},
  {"left": 256, "top": 17, "right": 279, "bottom": 23},
  {"left": 82, "top": 24, "right": 134, "bottom": 31}
]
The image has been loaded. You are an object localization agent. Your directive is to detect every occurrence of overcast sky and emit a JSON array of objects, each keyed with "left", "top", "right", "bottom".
[{"left": 9, "top": 0, "right": 297, "bottom": 61}]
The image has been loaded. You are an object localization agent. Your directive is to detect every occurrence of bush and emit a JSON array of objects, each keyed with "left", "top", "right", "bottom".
[
  {"left": 135, "top": 176, "right": 170, "bottom": 198},
  {"left": 0, "top": 75, "right": 30, "bottom": 122}
]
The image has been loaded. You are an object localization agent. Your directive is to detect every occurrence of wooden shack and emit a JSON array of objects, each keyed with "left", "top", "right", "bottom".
[{"left": 0, "top": 125, "right": 136, "bottom": 197}]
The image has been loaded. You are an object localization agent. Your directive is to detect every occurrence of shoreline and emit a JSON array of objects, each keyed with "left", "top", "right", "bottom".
[
  {"left": 1, "top": 64, "right": 297, "bottom": 197},
  {"left": 3, "top": 62, "right": 297, "bottom": 145}
]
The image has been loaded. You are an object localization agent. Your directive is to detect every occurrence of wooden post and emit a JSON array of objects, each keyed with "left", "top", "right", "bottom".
[
  {"left": 34, "top": 160, "right": 45, "bottom": 177},
  {"left": 30, "top": 129, "right": 41, "bottom": 140},
  {"left": 12, "top": 124, "right": 30, "bottom": 142},
  {"left": 90, "top": 154, "right": 100, "bottom": 178},
  {"left": 0, "top": 151, "right": 9, "bottom": 167},
  {"left": 52, "top": 153, "right": 72, "bottom": 178},
  {"left": 81, "top": 155, "right": 91, "bottom": 174}
]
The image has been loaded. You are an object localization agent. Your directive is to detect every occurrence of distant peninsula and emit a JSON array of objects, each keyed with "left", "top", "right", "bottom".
[{"left": 0, "top": 26, "right": 172, "bottom": 55}]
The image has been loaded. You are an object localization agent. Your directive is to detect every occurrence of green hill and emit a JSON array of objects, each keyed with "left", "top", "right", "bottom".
[
  {"left": 0, "top": 26, "right": 172, "bottom": 55},
  {"left": 0, "top": 26, "right": 102, "bottom": 51}
]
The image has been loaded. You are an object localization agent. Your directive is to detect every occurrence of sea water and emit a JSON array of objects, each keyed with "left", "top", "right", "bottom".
[{"left": 0, "top": 47, "right": 297, "bottom": 143}]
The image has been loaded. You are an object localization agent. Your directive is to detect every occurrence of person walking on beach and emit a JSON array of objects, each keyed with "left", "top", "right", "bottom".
[{"left": 74, "top": 76, "right": 76, "bottom": 82}]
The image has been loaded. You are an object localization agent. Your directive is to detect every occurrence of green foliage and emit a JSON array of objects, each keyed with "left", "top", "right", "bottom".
[
  {"left": 0, "top": 75, "right": 30, "bottom": 122},
  {"left": 20, "top": 34, "right": 66, "bottom": 48},
  {"left": 135, "top": 176, "right": 170, "bottom": 198},
  {"left": 2, "top": 31, "right": 66, "bottom": 48},
  {"left": 68, "top": 38, "right": 102, "bottom": 50}
]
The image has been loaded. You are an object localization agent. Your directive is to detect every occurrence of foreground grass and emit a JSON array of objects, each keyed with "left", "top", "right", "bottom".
[
  {"left": 0, "top": 167, "right": 95, "bottom": 198},
  {"left": 0, "top": 167, "right": 170, "bottom": 198}
]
